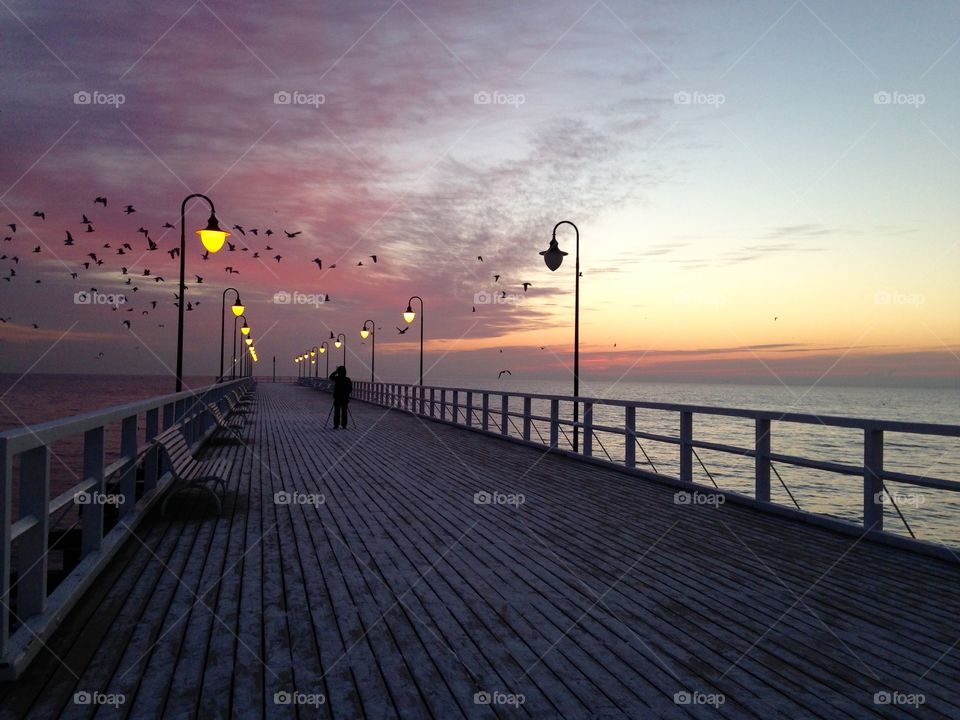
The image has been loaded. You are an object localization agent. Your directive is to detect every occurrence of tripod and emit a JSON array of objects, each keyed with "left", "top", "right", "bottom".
[{"left": 323, "top": 402, "right": 357, "bottom": 429}]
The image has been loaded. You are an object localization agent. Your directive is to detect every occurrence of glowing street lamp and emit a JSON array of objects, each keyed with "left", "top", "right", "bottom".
[
  {"left": 231, "top": 313, "right": 248, "bottom": 380},
  {"left": 310, "top": 345, "right": 320, "bottom": 379},
  {"left": 331, "top": 332, "right": 346, "bottom": 371},
  {"left": 176, "top": 193, "right": 229, "bottom": 391},
  {"left": 360, "top": 320, "right": 376, "bottom": 383},
  {"left": 539, "top": 220, "right": 581, "bottom": 452},
  {"left": 219, "top": 288, "right": 243, "bottom": 381},
  {"left": 319, "top": 340, "right": 330, "bottom": 377},
  {"left": 403, "top": 296, "right": 424, "bottom": 386}
]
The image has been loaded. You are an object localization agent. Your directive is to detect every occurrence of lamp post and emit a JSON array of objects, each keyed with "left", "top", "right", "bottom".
[
  {"left": 310, "top": 346, "right": 320, "bottom": 380},
  {"left": 176, "top": 193, "right": 229, "bottom": 392},
  {"left": 220, "top": 288, "right": 243, "bottom": 381},
  {"left": 360, "top": 320, "right": 376, "bottom": 383},
  {"left": 540, "top": 220, "right": 580, "bottom": 452},
  {"left": 319, "top": 341, "right": 330, "bottom": 377},
  {"left": 403, "top": 296, "right": 424, "bottom": 386},
  {"left": 233, "top": 313, "right": 249, "bottom": 380},
  {"left": 331, "top": 332, "right": 346, "bottom": 372}
]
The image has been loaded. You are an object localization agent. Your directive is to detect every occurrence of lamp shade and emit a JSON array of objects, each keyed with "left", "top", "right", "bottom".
[
  {"left": 360, "top": 328, "right": 370, "bottom": 339},
  {"left": 241, "top": 324, "right": 250, "bottom": 336},
  {"left": 334, "top": 339, "right": 342, "bottom": 349},
  {"left": 319, "top": 346, "right": 326, "bottom": 354},
  {"left": 403, "top": 305, "right": 416, "bottom": 324},
  {"left": 540, "top": 237, "right": 568, "bottom": 272},
  {"left": 196, "top": 212, "right": 230, "bottom": 253}
]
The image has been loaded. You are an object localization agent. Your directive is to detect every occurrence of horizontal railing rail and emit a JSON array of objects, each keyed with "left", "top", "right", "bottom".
[
  {"left": 323, "top": 381, "right": 960, "bottom": 556},
  {"left": 0, "top": 377, "right": 253, "bottom": 679}
]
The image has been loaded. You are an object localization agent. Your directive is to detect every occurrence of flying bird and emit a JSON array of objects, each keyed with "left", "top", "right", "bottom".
[
  {"left": 147, "top": 238, "right": 158, "bottom": 251},
  {"left": 369, "top": 255, "right": 378, "bottom": 263},
  {"left": 94, "top": 196, "right": 107, "bottom": 206},
  {"left": 498, "top": 370, "right": 511, "bottom": 379},
  {"left": 265, "top": 229, "right": 273, "bottom": 236},
  {"left": 273, "top": 255, "right": 282, "bottom": 263},
  {"left": 32, "top": 245, "right": 40, "bottom": 253},
  {"left": 137, "top": 227, "right": 149, "bottom": 236},
  {"left": 122, "top": 320, "right": 131, "bottom": 329},
  {"left": 284, "top": 230, "right": 301, "bottom": 238},
  {"left": 33, "top": 211, "right": 44, "bottom": 220},
  {"left": 312, "top": 258, "right": 322, "bottom": 269},
  {"left": 226, "top": 242, "right": 236, "bottom": 252},
  {"left": 477, "top": 256, "right": 483, "bottom": 262},
  {"left": 162, "top": 222, "right": 175, "bottom": 229},
  {"left": 396, "top": 326, "right": 409, "bottom": 334},
  {"left": 521, "top": 282, "right": 532, "bottom": 291},
  {"left": 232, "top": 225, "right": 245, "bottom": 236},
  {"left": 201, "top": 250, "right": 209, "bottom": 261},
  {"left": 167, "top": 248, "right": 179, "bottom": 259},
  {"left": 64, "top": 231, "right": 74, "bottom": 246},
  {"left": 493, "top": 274, "right": 500, "bottom": 282},
  {"left": 124, "top": 205, "right": 136, "bottom": 214},
  {"left": 82, "top": 214, "right": 90, "bottom": 224},
  {"left": 195, "top": 275, "right": 204, "bottom": 283},
  {"left": 7, "top": 224, "right": 15, "bottom": 233},
  {"left": 249, "top": 228, "right": 258, "bottom": 236}
]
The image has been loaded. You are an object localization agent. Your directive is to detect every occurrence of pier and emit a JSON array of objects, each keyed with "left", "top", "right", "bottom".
[{"left": 1, "top": 381, "right": 959, "bottom": 718}]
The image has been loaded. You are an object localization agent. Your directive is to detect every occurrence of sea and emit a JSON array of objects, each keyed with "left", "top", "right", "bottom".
[{"left": 0, "top": 373, "right": 958, "bottom": 547}]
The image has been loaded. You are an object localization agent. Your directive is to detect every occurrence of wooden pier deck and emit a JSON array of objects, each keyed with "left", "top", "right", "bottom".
[{"left": 1, "top": 383, "right": 959, "bottom": 719}]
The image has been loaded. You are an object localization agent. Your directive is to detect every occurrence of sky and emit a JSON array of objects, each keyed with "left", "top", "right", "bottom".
[{"left": 0, "top": 0, "right": 958, "bottom": 388}]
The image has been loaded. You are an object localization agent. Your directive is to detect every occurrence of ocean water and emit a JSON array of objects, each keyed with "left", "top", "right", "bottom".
[{"left": 1, "top": 373, "right": 958, "bottom": 546}]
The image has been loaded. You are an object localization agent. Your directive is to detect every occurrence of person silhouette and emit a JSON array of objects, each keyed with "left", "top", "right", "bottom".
[{"left": 329, "top": 365, "right": 352, "bottom": 429}]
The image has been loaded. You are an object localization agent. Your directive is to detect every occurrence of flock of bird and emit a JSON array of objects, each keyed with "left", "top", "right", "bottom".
[{"left": 1, "top": 196, "right": 539, "bottom": 376}]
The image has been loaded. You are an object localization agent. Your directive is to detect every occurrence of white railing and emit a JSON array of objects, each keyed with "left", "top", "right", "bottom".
[
  {"left": 336, "top": 381, "right": 960, "bottom": 557},
  {"left": 0, "top": 378, "right": 252, "bottom": 679}
]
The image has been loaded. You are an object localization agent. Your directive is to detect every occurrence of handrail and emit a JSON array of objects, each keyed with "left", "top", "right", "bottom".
[
  {"left": 335, "top": 381, "right": 959, "bottom": 554},
  {"left": 0, "top": 377, "right": 253, "bottom": 679}
]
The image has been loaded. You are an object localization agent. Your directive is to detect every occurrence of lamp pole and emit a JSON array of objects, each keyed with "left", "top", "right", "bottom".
[
  {"left": 319, "top": 341, "right": 330, "bottom": 377},
  {"left": 176, "top": 193, "right": 228, "bottom": 392},
  {"left": 403, "top": 296, "right": 424, "bottom": 385},
  {"left": 220, "top": 288, "right": 243, "bottom": 380},
  {"left": 361, "top": 320, "right": 376, "bottom": 383},
  {"left": 332, "top": 333, "right": 346, "bottom": 372},
  {"left": 540, "top": 220, "right": 580, "bottom": 452},
  {"left": 310, "top": 346, "right": 320, "bottom": 380}
]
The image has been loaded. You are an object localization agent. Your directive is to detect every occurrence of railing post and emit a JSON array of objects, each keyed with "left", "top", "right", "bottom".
[
  {"left": 81, "top": 427, "right": 105, "bottom": 555},
  {"left": 864, "top": 427, "right": 884, "bottom": 532},
  {"left": 18, "top": 446, "right": 49, "bottom": 617},
  {"left": 0, "top": 440, "right": 10, "bottom": 656},
  {"left": 755, "top": 418, "right": 771, "bottom": 502},
  {"left": 500, "top": 395, "right": 509, "bottom": 436},
  {"left": 163, "top": 402, "right": 175, "bottom": 429},
  {"left": 452, "top": 390, "right": 459, "bottom": 423},
  {"left": 624, "top": 407, "right": 636, "bottom": 469},
  {"left": 481, "top": 393, "right": 490, "bottom": 431},
  {"left": 466, "top": 392, "right": 474, "bottom": 428},
  {"left": 523, "top": 397, "right": 532, "bottom": 441},
  {"left": 144, "top": 408, "right": 159, "bottom": 493},
  {"left": 440, "top": 389, "right": 447, "bottom": 421},
  {"left": 582, "top": 402, "right": 593, "bottom": 457},
  {"left": 419, "top": 385, "right": 426, "bottom": 415},
  {"left": 430, "top": 388, "right": 436, "bottom": 418},
  {"left": 119, "top": 415, "right": 138, "bottom": 515},
  {"left": 680, "top": 411, "right": 693, "bottom": 484},
  {"left": 550, "top": 399, "right": 559, "bottom": 448}
]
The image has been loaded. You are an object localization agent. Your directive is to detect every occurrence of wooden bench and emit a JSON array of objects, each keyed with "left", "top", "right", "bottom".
[
  {"left": 205, "top": 400, "right": 248, "bottom": 442},
  {"left": 154, "top": 426, "right": 231, "bottom": 516}
]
